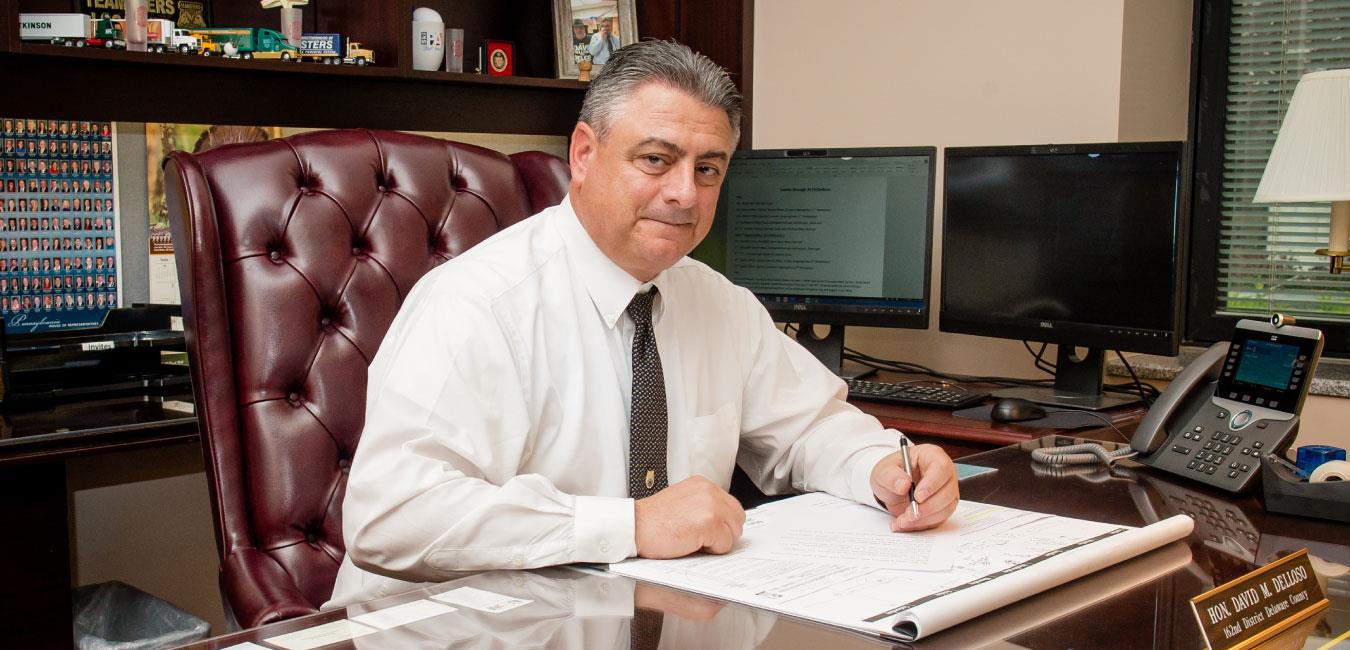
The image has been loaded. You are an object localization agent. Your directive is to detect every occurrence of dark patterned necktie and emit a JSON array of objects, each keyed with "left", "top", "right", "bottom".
[{"left": 627, "top": 288, "right": 668, "bottom": 499}]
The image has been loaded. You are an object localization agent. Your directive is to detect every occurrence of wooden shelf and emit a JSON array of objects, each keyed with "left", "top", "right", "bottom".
[
  {"left": 1, "top": 0, "right": 751, "bottom": 139},
  {"left": 0, "top": 47, "right": 587, "bottom": 134}
]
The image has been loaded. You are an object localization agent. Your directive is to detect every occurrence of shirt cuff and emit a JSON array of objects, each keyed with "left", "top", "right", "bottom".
[
  {"left": 849, "top": 444, "right": 899, "bottom": 511},
  {"left": 574, "top": 495, "right": 637, "bottom": 563}
]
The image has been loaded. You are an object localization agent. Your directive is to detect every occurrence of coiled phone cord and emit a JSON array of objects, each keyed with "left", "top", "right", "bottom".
[{"left": 1031, "top": 443, "right": 1137, "bottom": 466}]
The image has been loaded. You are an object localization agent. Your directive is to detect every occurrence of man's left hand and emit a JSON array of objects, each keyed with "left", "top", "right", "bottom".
[{"left": 870, "top": 442, "right": 959, "bottom": 531}]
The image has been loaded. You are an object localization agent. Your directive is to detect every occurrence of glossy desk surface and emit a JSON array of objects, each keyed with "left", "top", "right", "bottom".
[{"left": 184, "top": 437, "right": 1348, "bottom": 650}]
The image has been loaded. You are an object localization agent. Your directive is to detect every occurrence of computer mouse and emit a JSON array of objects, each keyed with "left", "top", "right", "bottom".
[{"left": 990, "top": 397, "right": 1047, "bottom": 422}]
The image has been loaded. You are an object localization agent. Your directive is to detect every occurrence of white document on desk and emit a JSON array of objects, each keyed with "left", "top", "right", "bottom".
[
  {"left": 740, "top": 492, "right": 956, "bottom": 572},
  {"left": 607, "top": 492, "right": 1193, "bottom": 642}
]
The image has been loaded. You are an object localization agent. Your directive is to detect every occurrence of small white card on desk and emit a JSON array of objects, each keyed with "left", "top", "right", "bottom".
[
  {"left": 264, "top": 619, "right": 378, "bottom": 650},
  {"left": 221, "top": 643, "right": 270, "bottom": 650},
  {"left": 430, "top": 586, "right": 531, "bottom": 613},
  {"left": 349, "top": 598, "right": 456, "bottom": 630}
]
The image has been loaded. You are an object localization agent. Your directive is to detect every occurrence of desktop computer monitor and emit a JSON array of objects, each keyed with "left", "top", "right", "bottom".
[
  {"left": 940, "top": 141, "right": 1185, "bottom": 409},
  {"left": 691, "top": 147, "right": 936, "bottom": 377}
]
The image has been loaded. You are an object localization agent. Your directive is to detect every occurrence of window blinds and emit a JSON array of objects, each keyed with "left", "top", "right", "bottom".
[{"left": 1219, "top": 0, "right": 1350, "bottom": 319}]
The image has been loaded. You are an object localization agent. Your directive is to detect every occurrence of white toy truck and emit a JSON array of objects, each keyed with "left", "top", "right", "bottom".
[{"left": 145, "top": 19, "right": 200, "bottom": 53}]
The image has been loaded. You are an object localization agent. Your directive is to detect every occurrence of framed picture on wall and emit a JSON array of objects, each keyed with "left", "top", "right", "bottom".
[
  {"left": 552, "top": 0, "right": 637, "bottom": 80},
  {"left": 0, "top": 116, "right": 120, "bottom": 334}
]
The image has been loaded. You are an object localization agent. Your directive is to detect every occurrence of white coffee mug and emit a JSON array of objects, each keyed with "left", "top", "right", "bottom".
[{"left": 412, "top": 7, "right": 445, "bottom": 71}]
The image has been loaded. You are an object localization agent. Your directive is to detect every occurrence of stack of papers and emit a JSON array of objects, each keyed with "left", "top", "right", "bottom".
[{"left": 608, "top": 492, "right": 1192, "bottom": 641}]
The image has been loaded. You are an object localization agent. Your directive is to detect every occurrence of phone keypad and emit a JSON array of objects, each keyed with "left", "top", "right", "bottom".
[{"left": 1174, "top": 424, "right": 1254, "bottom": 478}]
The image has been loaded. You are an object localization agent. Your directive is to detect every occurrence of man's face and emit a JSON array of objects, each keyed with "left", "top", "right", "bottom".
[{"left": 569, "top": 82, "right": 734, "bottom": 282}]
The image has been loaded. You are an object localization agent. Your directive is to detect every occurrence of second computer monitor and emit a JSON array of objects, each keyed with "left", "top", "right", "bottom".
[
  {"left": 940, "top": 141, "right": 1185, "bottom": 409},
  {"left": 692, "top": 147, "right": 936, "bottom": 376}
]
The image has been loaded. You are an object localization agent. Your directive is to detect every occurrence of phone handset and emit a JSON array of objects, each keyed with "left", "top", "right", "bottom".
[{"left": 1130, "top": 342, "right": 1228, "bottom": 455}]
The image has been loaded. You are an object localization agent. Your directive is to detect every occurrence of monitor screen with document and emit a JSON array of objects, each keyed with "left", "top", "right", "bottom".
[{"left": 691, "top": 147, "right": 936, "bottom": 376}]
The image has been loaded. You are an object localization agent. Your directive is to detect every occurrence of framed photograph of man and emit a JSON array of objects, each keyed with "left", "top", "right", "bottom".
[{"left": 552, "top": 0, "right": 637, "bottom": 79}]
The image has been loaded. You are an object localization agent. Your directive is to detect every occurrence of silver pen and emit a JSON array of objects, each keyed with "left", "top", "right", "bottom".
[{"left": 899, "top": 435, "right": 919, "bottom": 517}]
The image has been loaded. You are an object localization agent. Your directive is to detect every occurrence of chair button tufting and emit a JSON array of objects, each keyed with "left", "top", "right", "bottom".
[
  {"left": 305, "top": 531, "right": 319, "bottom": 543},
  {"left": 320, "top": 317, "right": 332, "bottom": 328},
  {"left": 352, "top": 247, "right": 362, "bottom": 257},
  {"left": 338, "top": 458, "right": 351, "bottom": 472},
  {"left": 287, "top": 392, "right": 300, "bottom": 404},
  {"left": 269, "top": 250, "right": 282, "bottom": 262},
  {"left": 377, "top": 185, "right": 387, "bottom": 193}
]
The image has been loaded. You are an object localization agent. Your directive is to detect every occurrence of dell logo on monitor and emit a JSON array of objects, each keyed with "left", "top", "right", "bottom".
[{"left": 1040, "top": 321, "right": 1054, "bottom": 329}]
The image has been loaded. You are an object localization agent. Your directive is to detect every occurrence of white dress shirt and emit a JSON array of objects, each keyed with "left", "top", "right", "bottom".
[{"left": 327, "top": 197, "right": 899, "bottom": 607}]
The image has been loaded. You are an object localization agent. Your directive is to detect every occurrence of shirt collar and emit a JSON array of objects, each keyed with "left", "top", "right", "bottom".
[{"left": 555, "top": 196, "right": 667, "bottom": 329}]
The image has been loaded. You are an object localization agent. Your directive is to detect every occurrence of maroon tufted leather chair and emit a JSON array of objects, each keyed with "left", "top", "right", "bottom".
[{"left": 164, "top": 129, "right": 570, "bottom": 629}]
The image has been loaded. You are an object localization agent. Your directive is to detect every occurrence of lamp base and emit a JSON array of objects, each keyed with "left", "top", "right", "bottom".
[{"left": 1314, "top": 249, "right": 1349, "bottom": 274}]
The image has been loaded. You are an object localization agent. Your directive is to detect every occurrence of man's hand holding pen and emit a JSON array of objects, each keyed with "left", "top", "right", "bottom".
[{"left": 870, "top": 437, "right": 960, "bottom": 531}]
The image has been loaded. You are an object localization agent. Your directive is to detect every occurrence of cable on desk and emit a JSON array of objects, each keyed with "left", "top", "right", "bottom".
[
  {"left": 1039, "top": 408, "right": 1130, "bottom": 443},
  {"left": 841, "top": 346, "right": 1055, "bottom": 390},
  {"left": 1031, "top": 443, "right": 1138, "bottom": 466},
  {"left": 1023, "top": 340, "right": 1056, "bottom": 376},
  {"left": 781, "top": 323, "right": 1161, "bottom": 403},
  {"left": 1112, "top": 351, "right": 1159, "bottom": 406}
]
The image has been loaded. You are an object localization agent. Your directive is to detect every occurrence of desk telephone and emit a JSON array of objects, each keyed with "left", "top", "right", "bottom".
[{"left": 1033, "top": 317, "right": 1323, "bottom": 493}]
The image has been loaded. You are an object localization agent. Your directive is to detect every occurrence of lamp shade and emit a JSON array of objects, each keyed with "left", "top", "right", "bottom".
[{"left": 1253, "top": 68, "right": 1350, "bottom": 203}]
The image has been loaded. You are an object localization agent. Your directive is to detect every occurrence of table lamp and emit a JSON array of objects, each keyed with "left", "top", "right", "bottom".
[{"left": 1254, "top": 68, "right": 1350, "bottom": 274}]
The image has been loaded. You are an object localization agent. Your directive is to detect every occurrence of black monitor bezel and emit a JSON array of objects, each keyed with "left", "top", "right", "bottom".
[
  {"left": 938, "top": 140, "right": 1186, "bottom": 356},
  {"left": 717, "top": 146, "right": 938, "bottom": 330}
]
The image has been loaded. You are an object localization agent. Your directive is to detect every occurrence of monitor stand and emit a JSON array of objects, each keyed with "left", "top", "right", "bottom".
[
  {"left": 994, "top": 346, "right": 1140, "bottom": 411},
  {"left": 792, "top": 322, "right": 876, "bottom": 381}
]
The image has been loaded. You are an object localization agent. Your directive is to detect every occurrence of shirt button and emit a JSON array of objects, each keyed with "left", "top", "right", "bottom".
[{"left": 599, "top": 540, "right": 610, "bottom": 554}]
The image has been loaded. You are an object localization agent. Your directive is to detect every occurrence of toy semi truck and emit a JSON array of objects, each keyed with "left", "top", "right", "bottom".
[
  {"left": 191, "top": 27, "right": 298, "bottom": 60},
  {"left": 145, "top": 19, "right": 200, "bottom": 53},
  {"left": 108, "top": 18, "right": 200, "bottom": 53},
  {"left": 297, "top": 33, "right": 374, "bottom": 65},
  {"left": 19, "top": 13, "right": 120, "bottom": 48}
]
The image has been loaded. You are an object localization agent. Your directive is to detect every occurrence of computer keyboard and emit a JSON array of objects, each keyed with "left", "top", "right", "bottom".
[{"left": 846, "top": 379, "right": 990, "bottom": 409}]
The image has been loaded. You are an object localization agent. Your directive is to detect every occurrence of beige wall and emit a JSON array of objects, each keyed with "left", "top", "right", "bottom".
[
  {"left": 68, "top": 444, "right": 227, "bottom": 633},
  {"left": 1119, "top": 0, "right": 1194, "bottom": 141}
]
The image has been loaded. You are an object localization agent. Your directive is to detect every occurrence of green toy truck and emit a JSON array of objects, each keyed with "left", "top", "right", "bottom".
[{"left": 191, "top": 27, "right": 298, "bottom": 60}]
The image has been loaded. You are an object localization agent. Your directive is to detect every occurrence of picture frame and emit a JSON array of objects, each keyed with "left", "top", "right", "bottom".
[
  {"left": 552, "top": 0, "right": 638, "bottom": 80},
  {"left": 484, "top": 39, "right": 514, "bottom": 77}
]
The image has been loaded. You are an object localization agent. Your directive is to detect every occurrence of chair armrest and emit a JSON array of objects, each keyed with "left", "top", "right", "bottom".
[{"left": 222, "top": 548, "right": 320, "bottom": 628}]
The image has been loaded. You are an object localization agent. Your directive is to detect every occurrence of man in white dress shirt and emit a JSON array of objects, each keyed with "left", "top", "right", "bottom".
[{"left": 327, "top": 40, "right": 959, "bottom": 606}]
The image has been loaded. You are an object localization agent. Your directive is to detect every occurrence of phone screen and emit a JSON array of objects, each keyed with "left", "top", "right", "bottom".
[{"left": 1234, "top": 339, "right": 1299, "bottom": 390}]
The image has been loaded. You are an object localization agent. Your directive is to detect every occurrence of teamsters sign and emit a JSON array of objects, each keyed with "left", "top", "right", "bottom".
[{"left": 1190, "top": 549, "right": 1329, "bottom": 650}]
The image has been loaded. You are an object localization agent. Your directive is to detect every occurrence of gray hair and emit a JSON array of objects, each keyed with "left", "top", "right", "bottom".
[{"left": 579, "top": 40, "right": 743, "bottom": 144}]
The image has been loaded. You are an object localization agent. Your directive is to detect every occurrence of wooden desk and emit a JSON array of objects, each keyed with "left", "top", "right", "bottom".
[
  {"left": 0, "top": 397, "right": 197, "bottom": 650},
  {"left": 181, "top": 436, "right": 1349, "bottom": 649}
]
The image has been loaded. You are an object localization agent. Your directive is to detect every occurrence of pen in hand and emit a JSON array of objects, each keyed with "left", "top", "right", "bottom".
[{"left": 899, "top": 435, "right": 919, "bottom": 518}]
